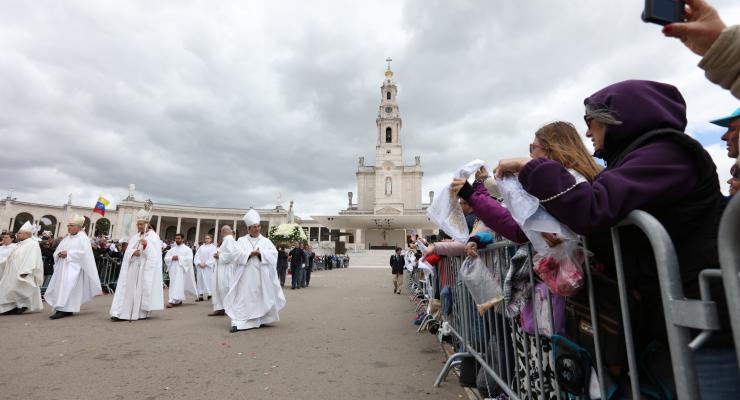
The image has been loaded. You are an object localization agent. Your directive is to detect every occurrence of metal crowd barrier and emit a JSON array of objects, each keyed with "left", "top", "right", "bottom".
[
  {"left": 429, "top": 210, "right": 734, "bottom": 400},
  {"left": 97, "top": 256, "right": 121, "bottom": 294},
  {"left": 718, "top": 195, "right": 740, "bottom": 367}
]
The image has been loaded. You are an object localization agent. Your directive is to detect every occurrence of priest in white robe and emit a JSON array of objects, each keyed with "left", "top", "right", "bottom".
[
  {"left": 45, "top": 214, "right": 103, "bottom": 319},
  {"left": 0, "top": 222, "right": 44, "bottom": 315},
  {"left": 193, "top": 234, "right": 216, "bottom": 301},
  {"left": 0, "top": 231, "right": 18, "bottom": 281},
  {"left": 209, "top": 225, "right": 239, "bottom": 317},
  {"left": 109, "top": 209, "right": 164, "bottom": 321},
  {"left": 164, "top": 233, "right": 197, "bottom": 307},
  {"left": 224, "top": 209, "right": 286, "bottom": 332}
]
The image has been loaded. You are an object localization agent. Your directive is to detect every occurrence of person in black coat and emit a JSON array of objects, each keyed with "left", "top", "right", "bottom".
[
  {"left": 276, "top": 246, "right": 288, "bottom": 286},
  {"left": 389, "top": 247, "right": 405, "bottom": 294},
  {"left": 302, "top": 244, "right": 315, "bottom": 287},
  {"left": 288, "top": 242, "right": 304, "bottom": 290}
]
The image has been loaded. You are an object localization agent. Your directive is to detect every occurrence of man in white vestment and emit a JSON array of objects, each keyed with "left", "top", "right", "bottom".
[
  {"left": 0, "top": 231, "right": 18, "bottom": 281},
  {"left": 109, "top": 209, "right": 164, "bottom": 321},
  {"left": 193, "top": 234, "right": 216, "bottom": 302},
  {"left": 209, "top": 225, "right": 238, "bottom": 317},
  {"left": 224, "top": 210, "right": 286, "bottom": 332},
  {"left": 164, "top": 233, "right": 197, "bottom": 307},
  {"left": 0, "top": 222, "right": 44, "bottom": 315},
  {"left": 45, "top": 214, "right": 103, "bottom": 319}
]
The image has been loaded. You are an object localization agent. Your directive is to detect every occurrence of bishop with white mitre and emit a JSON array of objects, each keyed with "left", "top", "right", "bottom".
[
  {"left": 0, "top": 222, "right": 44, "bottom": 315},
  {"left": 45, "top": 214, "right": 103, "bottom": 319},
  {"left": 164, "top": 233, "right": 197, "bottom": 307},
  {"left": 110, "top": 209, "right": 164, "bottom": 321},
  {"left": 224, "top": 209, "right": 286, "bottom": 332}
]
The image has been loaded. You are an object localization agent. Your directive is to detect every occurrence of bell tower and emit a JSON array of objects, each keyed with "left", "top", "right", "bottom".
[{"left": 376, "top": 57, "right": 403, "bottom": 165}]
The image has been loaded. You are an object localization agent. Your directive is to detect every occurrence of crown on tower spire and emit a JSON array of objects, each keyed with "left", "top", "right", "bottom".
[{"left": 384, "top": 57, "right": 394, "bottom": 78}]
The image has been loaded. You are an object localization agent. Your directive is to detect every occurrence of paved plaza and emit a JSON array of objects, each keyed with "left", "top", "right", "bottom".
[{"left": 0, "top": 267, "right": 463, "bottom": 400}]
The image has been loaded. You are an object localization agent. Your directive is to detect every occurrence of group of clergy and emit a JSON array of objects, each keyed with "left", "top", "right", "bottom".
[{"left": 0, "top": 208, "right": 286, "bottom": 333}]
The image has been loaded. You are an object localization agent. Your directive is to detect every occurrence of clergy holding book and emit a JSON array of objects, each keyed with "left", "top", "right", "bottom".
[
  {"left": 109, "top": 208, "right": 164, "bottom": 321},
  {"left": 164, "top": 233, "right": 198, "bottom": 308},
  {"left": 45, "top": 214, "right": 103, "bottom": 319},
  {"left": 193, "top": 234, "right": 216, "bottom": 301},
  {"left": 209, "top": 225, "right": 239, "bottom": 317}
]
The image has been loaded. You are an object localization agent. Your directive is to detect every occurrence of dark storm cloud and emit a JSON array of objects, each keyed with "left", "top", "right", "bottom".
[{"left": 0, "top": 0, "right": 738, "bottom": 213}]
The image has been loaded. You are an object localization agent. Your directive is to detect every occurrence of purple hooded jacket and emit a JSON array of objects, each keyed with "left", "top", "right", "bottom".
[{"left": 518, "top": 80, "right": 698, "bottom": 234}]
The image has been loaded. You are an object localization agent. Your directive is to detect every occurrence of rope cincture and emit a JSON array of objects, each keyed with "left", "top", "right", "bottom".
[{"left": 538, "top": 182, "right": 579, "bottom": 204}]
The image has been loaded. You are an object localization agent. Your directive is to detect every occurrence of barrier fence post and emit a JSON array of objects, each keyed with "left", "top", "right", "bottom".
[
  {"left": 718, "top": 195, "right": 740, "bottom": 366},
  {"left": 619, "top": 211, "right": 701, "bottom": 399}
]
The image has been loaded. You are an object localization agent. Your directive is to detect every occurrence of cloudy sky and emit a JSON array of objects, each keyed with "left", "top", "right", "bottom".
[{"left": 1, "top": 1, "right": 738, "bottom": 218}]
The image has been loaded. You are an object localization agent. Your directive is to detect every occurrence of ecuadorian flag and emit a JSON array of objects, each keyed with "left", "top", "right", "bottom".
[{"left": 93, "top": 196, "right": 110, "bottom": 216}]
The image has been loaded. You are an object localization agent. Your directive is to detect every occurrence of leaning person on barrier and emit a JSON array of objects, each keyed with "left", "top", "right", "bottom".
[
  {"left": 424, "top": 199, "right": 494, "bottom": 258},
  {"left": 497, "top": 80, "right": 736, "bottom": 398},
  {"left": 453, "top": 121, "right": 602, "bottom": 246},
  {"left": 727, "top": 165, "right": 740, "bottom": 198}
]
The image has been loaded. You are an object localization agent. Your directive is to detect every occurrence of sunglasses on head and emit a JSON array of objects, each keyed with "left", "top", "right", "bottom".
[{"left": 529, "top": 143, "right": 548, "bottom": 154}]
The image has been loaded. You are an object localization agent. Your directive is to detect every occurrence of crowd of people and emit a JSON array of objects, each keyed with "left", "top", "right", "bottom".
[
  {"left": 275, "top": 242, "right": 349, "bottom": 289},
  {"left": 0, "top": 209, "right": 287, "bottom": 333},
  {"left": 394, "top": 2, "right": 739, "bottom": 398}
]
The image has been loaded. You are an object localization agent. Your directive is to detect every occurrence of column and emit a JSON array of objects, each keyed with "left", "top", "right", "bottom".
[
  {"left": 109, "top": 224, "right": 114, "bottom": 237},
  {"left": 156, "top": 215, "right": 163, "bottom": 235},
  {"left": 233, "top": 219, "right": 238, "bottom": 238},
  {"left": 176, "top": 217, "right": 182, "bottom": 234},
  {"left": 214, "top": 219, "right": 219, "bottom": 242},
  {"left": 194, "top": 218, "right": 201, "bottom": 243}
]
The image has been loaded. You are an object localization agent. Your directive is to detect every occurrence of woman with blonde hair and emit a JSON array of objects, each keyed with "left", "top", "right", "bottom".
[{"left": 451, "top": 121, "right": 601, "bottom": 246}]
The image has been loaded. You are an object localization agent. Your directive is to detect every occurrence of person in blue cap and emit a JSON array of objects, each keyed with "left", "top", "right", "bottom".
[{"left": 711, "top": 107, "right": 740, "bottom": 158}]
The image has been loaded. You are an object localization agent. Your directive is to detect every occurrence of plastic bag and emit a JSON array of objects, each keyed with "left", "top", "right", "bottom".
[
  {"left": 521, "top": 282, "right": 565, "bottom": 336},
  {"left": 498, "top": 176, "right": 584, "bottom": 296},
  {"left": 459, "top": 256, "right": 503, "bottom": 315},
  {"left": 427, "top": 159, "right": 486, "bottom": 243},
  {"left": 533, "top": 240, "right": 585, "bottom": 296}
]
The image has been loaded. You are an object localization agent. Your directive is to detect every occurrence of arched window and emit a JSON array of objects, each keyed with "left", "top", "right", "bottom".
[
  {"left": 94, "top": 218, "right": 111, "bottom": 237},
  {"left": 187, "top": 227, "right": 196, "bottom": 243},
  {"left": 386, "top": 91, "right": 391, "bottom": 100},
  {"left": 13, "top": 212, "right": 34, "bottom": 233},
  {"left": 385, "top": 127, "right": 392, "bottom": 143},
  {"left": 165, "top": 226, "right": 176, "bottom": 241},
  {"left": 40, "top": 215, "right": 57, "bottom": 237}
]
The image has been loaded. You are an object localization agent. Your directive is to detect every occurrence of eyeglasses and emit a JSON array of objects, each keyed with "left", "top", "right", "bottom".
[
  {"left": 583, "top": 115, "right": 593, "bottom": 128},
  {"left": 529, "top": 143, "right": 548, "bottom": 154}
]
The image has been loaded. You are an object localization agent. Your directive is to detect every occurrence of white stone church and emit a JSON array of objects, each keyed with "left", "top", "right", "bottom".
[{"left": 312, "top": 60, "right": 436, "bottom": 249}]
